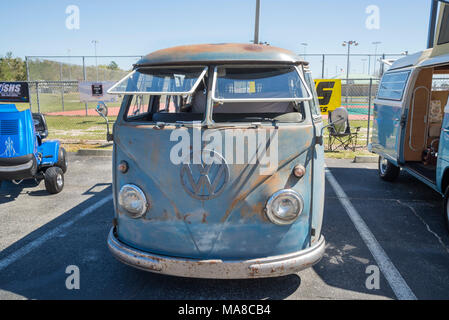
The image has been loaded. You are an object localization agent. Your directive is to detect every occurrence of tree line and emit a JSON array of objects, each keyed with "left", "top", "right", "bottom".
[{"left": 0, "top": 52, "right": 127, "bottom": 82}]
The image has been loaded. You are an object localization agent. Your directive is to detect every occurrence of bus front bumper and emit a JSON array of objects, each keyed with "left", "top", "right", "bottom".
[{"left": 107, "top": 227, "right": 325, "bottom": 279}]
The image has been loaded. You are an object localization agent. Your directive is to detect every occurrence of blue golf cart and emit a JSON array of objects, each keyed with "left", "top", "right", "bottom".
[{"left": 0, "top": 104, "right": 67, "bottom": 194}]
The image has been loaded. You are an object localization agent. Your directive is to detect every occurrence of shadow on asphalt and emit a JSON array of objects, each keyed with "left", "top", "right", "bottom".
[
  {"left": 0, "top": 180, "right": 44, "bottom": 205},
  {"left": 3, "top": 164, "right": 448, "bottom": 299},
  {"left": 320, "top": 165, "right": 449, "bottom": 299}
]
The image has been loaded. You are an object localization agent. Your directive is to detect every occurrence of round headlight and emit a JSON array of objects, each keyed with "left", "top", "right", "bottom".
[
  {"left": 118, "top": 184, "right": 148, "bottom": 218},
  {"left": 266, "top": 189, "right": 304, "bottom": 225}
]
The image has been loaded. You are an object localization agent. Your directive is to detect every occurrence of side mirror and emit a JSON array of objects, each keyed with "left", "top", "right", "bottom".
[
  {"left": 95, "top": 102, "right": 113, "bottom": 142},
  {"left": 96, "top": 101, "right": 108, "bottom": 117}
]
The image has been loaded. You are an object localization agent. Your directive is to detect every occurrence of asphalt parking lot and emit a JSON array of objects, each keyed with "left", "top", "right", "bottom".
[{"left": 1, "top": 155, "right": 449, "bottom": 300}]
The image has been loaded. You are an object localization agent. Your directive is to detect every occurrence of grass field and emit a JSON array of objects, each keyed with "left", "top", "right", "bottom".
[
  {"left": 14, "top": 93, "right": 122, "bottom": 114},
  {"left": 45, "top": 116, "right": 116, "bottom": 141}
]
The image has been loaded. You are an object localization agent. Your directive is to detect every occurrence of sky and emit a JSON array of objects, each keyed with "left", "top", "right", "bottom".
[{"left": 0, "top": 0, "right": 434, "bottom": 77}]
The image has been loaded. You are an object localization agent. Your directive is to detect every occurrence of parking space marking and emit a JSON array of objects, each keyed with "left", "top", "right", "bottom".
[
  {"left": 325, "top": 168, "right": 417, "bottom": 300},
  {"left": 0, "top": 194, "right": 113, "bottom": 272}
]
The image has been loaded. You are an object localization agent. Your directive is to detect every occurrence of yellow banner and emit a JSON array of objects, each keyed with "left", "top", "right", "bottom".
[{"left": 314, "top": 79, "right": 342, "bottom": 115}]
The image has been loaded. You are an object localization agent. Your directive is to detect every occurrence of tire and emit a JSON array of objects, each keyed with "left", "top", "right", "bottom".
[
  {"left": 56, "top": 147, "right": 68, "bottom": 173},
  {"left": 44, "top": 167, "right": 64, "bottom": 194},
  {"left": 444, "top": 187, "right": 449, "bottom": 233},
  {"left": 378, "top": 156, "right": 400, "bottom": 182}
]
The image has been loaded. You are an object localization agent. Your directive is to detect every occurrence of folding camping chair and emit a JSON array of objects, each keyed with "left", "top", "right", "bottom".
[{"left": 327, "top": 108, "right": 361, "bottom": 152}]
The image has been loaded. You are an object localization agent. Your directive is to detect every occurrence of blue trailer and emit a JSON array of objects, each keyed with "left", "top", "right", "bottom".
[{"left": 0, "top": 104, "right": 67, "bottom": 194}]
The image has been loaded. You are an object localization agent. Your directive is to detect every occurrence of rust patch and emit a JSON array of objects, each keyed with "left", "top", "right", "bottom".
[
  {"left": 183, "top": 213, "right": 192, "bottom": 224},
  {"left": 137, "top": 43, "right": 302, "bottom": 66}
]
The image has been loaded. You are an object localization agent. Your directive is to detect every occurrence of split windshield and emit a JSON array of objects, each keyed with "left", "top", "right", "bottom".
[
  {"left": 213, "top": 66, "right": 309, "bottom": 101},
  {"left": 113, "top": 65, "right": 310, "bottom": 123},
  {"left": 108, "top": 67, "right": 208, "bottom": 95}
]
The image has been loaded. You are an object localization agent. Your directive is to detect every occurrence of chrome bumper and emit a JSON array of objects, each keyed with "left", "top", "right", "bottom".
[{"left": 107, "top": 228, "right": 325, "bottom": 279}]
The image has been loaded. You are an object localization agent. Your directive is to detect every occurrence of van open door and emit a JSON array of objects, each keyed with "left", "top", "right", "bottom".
[{"left": 371, "top": 70, "right": 411, "bottom": 166}]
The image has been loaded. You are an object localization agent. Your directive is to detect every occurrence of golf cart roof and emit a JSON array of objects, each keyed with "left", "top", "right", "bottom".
[
  {"left": 0, "top": 104, "right": 19, "bottom": 113},
  {"left": 135, "top": 43, "right": 306, "bottom": 67}
]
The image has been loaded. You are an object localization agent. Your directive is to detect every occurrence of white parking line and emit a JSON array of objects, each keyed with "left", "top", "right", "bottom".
[
  {"left": 0, "top": 194, "right": 113, "bottom": 272},
  {"left": 325, "top": 167, "right": 417, "bottom": 300}
]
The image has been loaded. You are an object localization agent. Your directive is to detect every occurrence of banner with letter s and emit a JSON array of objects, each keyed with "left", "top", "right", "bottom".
[
  {"left": 313, "top": 79, "right": 341, "bottom": 115},
  {"left": 0, "top": 82, "right": 30, "bottom": 103}
]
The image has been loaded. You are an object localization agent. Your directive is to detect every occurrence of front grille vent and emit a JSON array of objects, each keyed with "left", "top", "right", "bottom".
[{"left": 0, "top": 120, "right": 19, "bottom": 136}]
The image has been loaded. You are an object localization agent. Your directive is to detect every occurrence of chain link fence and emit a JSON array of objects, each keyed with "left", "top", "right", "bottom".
[
  {"left": 303, "top": 53, "right": 406, "bottom": 78},
  {"left": 7, "top": 54, "right": 409, "bottom": 148},
  {"left": 18, "top": 78, "right": 381, "bottom": 148},
  {"left": 27, "top": 80, "right": 122, "bottom": 116}
]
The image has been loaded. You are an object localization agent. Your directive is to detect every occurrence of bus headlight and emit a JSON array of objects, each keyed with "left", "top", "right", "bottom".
[
  {"left": 266, "top": 189, "right": 304, "bottom": 225},
  {"left": 118, "top": 184, "right": 148, "bottom": 218}
]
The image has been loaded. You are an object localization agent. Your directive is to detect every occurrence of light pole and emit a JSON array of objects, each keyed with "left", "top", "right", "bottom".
[
  {"left": 372, "top": 41, "right": 381, "bottom": 77},
  {"left": 92, "top": 40, "right": 99, "bottom": 81},
  {"left": 67, "top": 49, "right": 72, "bottom": 81},
  {"left": 300, "top": 43, "right": 308, "bottom": 58},
  {"left": 342, "top": 40, "right": 358, "bottom": 104},
  {"left": 254, "top": 0, "right": 260, "bottom": 44}
]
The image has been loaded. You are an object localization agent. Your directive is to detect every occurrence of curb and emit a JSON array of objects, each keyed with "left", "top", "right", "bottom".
[
  {"left": 76, "top": 149, "right": 113, "bottom": 156},
  {"left": 353, "top": 155, "right": 379, "bottom": 163}
]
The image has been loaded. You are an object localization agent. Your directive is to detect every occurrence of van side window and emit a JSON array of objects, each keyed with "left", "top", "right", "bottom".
[
  {"left": 377, "top": 71, "right": 410, "bottom": 101},
  {"left": 304, "top": 72, "right": 321, "bottom": 118},
  {"left": 127, "top": 95, "right": 150, "bottom": 119}
]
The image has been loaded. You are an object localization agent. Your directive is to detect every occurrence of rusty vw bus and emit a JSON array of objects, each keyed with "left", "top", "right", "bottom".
[{"left": 102, "top": 44, "right": 327, "bottom": 278}]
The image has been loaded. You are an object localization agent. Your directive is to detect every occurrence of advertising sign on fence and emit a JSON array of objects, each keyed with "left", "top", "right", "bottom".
[
  {"left": 79, "top": 81, "right": 117, "bottom": 103},
  {"left": 314, "top": 79, "right": 342, "bottom": 115},
  {"left": 0, "top": 82, "right": 30, "bottom": 103}
]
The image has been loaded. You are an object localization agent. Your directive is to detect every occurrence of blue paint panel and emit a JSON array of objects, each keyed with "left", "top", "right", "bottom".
[
  {"left": 113, "top": 123, "right": 320, "bottom": 260},
  {"left": 437, "top": 112, "right": 449, "bottom": 193},
  {"left": 0, "top": 104, "right": 61, "bottom": 176},
  {"left": 37, "top": 140, "right": 60, "bottom": 166},
  {"left": 0, "top": 105, "right": 35, "bottom": 158}
]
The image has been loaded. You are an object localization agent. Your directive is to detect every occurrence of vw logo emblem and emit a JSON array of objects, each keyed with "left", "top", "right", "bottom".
[{"left": 180, "top": 150, "right": 229, "bottom": 200}]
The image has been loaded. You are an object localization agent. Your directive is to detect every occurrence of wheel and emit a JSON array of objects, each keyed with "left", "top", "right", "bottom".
[
  {"left": 44, "top": 167, "right": 64, "bottom": 194},
  {"left": 56, "top": 147, "right": 68, "bottom": 173},
  {"left": 444, "top": 187, "right": 449, "bottom": 233},
  {"left": 378, "top": 156, "right": 400, "bottom": 182}
]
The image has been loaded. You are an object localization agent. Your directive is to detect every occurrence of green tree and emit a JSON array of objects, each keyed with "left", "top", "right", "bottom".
[
  {"left": 0, "top": 52, "right": 26, "bottom": 81},
  {"left": 107, "top": 61, "right": 119, "bottom": 70}
]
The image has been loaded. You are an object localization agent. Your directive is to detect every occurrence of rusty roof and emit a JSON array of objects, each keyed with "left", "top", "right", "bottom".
[{"left": 136, "top": 43, "right": 305, "bottom": 66}]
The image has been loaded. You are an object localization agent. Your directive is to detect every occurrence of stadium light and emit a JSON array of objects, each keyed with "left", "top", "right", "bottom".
[
  {"left": 92, "top": 40, "right": 99, "bottom": 81},
  {"left": 342, "top": 41, "right": 359, "bottom": 103}
]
